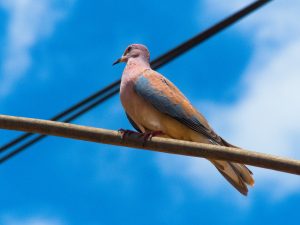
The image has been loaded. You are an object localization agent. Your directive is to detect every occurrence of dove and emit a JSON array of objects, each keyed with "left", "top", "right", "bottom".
[{"left": 113, "top": 44, "right": 254, "bottom": 195}]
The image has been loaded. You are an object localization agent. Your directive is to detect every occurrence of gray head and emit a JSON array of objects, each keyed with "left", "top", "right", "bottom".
[{"left": 113, "top": 44, "right": 150, "bottom": 65}]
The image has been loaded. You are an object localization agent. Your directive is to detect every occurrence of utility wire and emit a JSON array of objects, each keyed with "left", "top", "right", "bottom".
[
  {"left": 0, "top": 0, "right": 271, "bottom": 163},
  {"left": 0, "top": 87, "right": 119, "bottom": 164},
  {"left": 0, "top": 81, "right": 120, "bottom": 153},
  {"left": 1, "top": 114, "right": 300, "bottom": 175}
]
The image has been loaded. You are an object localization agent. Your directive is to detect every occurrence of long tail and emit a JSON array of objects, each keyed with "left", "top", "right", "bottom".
[
  {"left": 208, "top": 137, "right": 255, "bottom": 196},
  {"left": 211, "top": 159, "right": 254, "bottom": 196}
]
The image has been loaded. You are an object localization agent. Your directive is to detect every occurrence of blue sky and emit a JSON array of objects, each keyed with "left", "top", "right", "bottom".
[{"left": 1, "top": 0, "right": 300, "bottom": 224}]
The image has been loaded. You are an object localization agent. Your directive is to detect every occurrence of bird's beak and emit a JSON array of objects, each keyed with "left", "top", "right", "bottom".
[{"left": 112, "top": 56, "right": 126, "bottom": 66}]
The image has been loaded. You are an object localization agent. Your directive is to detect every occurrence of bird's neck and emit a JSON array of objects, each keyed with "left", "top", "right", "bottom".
[
  {"left": 123, "top": 57, "right": 150, "bottom": 75},
  {"left": 120, "top": 57, "right": 150, "bottom": 94}
]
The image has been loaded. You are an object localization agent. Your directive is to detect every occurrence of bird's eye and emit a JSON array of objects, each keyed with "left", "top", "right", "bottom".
[{"left": 127, "top": 46, "right": 132, "bottom": 53}]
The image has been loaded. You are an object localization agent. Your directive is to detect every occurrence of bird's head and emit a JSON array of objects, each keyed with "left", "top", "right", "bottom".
[{"left": 113, "top": 44, "right": 150, "bottom": 65}]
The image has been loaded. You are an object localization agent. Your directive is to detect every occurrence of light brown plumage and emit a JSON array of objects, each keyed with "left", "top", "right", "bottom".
[{"left": 116, "top": 44, "right": 255, "bottom": 195}]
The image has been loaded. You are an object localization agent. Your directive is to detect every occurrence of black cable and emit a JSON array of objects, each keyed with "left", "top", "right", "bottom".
[
  {"left": 0, "top": 80, "right": 120, "bottom": 153},
  {"left": 0, "top": 0, "right": 271, "bottom": 163},
  {"left": 0, "top": 87, "right": 119, "bottom": 164},
  {"left": 150, "top": 0, "right": 272, "bottom": 69}
]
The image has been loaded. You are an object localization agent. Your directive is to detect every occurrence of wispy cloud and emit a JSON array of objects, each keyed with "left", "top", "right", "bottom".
[
  {"left": 0, "top": 0, "right": 74, "bottom": 97},
  {"left": 157, "top": 1, "right": 300, "bottom": 198},
  {"left": 1, "top": 215, "right": 64, "bottom": 225}
]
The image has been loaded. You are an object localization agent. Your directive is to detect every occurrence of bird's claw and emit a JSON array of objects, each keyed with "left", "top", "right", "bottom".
[
  {"left": 142, "top": 131, "right": 164, "bottom": 146},
  {"left": 118, "top": 129, "right": 142, "bottom": 139},
  {"left": 118, "top": 129, "right": 164, "bottom": 146}
]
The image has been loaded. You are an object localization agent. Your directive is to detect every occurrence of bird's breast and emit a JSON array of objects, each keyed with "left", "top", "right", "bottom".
[{"left": 120, "top": 82, "right": 210, "bottom": 143}]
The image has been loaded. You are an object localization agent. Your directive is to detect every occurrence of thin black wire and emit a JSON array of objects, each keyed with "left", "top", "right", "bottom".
[
  {"left": 150, "top": 0, "right": 272, "bottom": 69},
  {"left": 0, "top": 80, "right": 120, "bottom": 153},
  {"left": 0, "top": 88, "right": 119, "bottom": 164},
  {"left": 0, "top": 0, "right": 271, "bottom": 163}
]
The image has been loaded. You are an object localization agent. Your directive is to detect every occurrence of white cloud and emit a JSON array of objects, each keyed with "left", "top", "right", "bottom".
[
  {"left": 0, "top": 0, "right": 74, "bottom": 97},
  {"left": 1, "top": 215, "right": 64, "bottom": 225},
  {"left": 157, "top": 0, "right": 300, "bottom": 198},
  {"left": 203, "top": 0, "right": 300, "bottom": 46}
]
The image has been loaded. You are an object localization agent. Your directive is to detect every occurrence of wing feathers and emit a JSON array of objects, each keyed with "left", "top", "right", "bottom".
[
  {"left": 134, "top": 70, "right": 222, "bottom": 144},
  {"left": 132, "top": 69, "right": 254, "bottom": 195}
]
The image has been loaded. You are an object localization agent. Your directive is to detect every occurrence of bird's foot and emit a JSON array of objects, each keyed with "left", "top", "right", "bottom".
[
  {"left": 142, "top": 131, "right": 164, "bottom": 146},
  {"left": 118, "top": 129, "right": 164, "bottom": 145},
  {"left": 118, "top": 129, "right": 142, "bottom": 139}
]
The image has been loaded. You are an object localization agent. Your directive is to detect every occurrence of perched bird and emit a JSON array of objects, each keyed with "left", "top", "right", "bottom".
[{"left": 113, "top": 44, "right": 254, "bottom": 195}]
